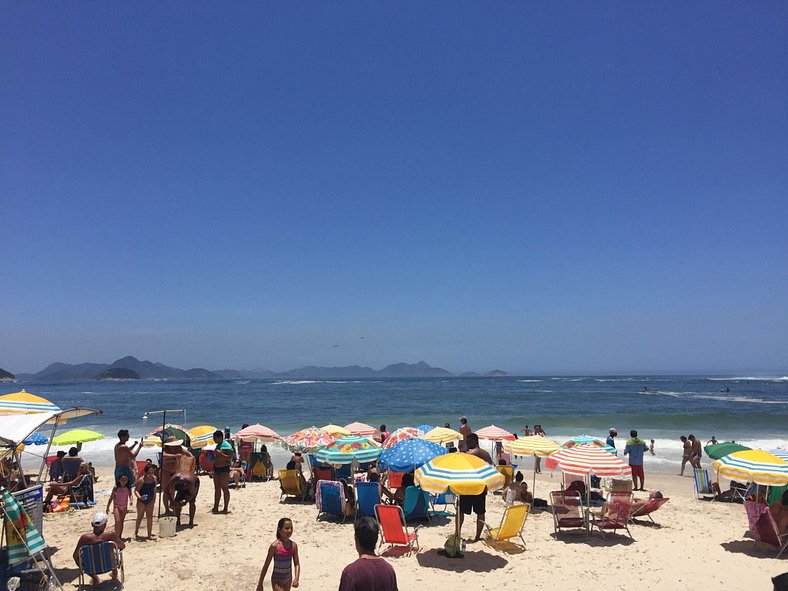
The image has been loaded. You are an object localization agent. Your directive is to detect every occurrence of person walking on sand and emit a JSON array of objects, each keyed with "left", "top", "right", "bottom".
[
  {"left": 458, "top": 433, "right": 493, "bottom": 543},
  {"left": 624, "top": 430, "right": 649, "bottom": 492},
  {"left": 458, "top": 417, "right": 471, "bottom": 452},
  {"left": 533, "top": 425, "right": 546, "bottom": 473},
  {"left": 106, "top": 472, "right": 132, "bottom": 539},
  {"left": 688, "top": 434, "right": 703, "bottom": 469},
  {"left": 257, "top": 517, "right": 300, "bottom": 591},
  {"left": 113, "top": 429, "right": 141, "bottom": 489},
  {"left": 679, "top": 435, "right": 692, "bottom": 476},
  {"left": 338, "top": 517, "right": 397, "bottom": 591},
  {"left": 134, "top": 463, "right": 157, "bottom": 539},
  {"left": 212, "top": 429, "right": 233, "bottom": 513}
]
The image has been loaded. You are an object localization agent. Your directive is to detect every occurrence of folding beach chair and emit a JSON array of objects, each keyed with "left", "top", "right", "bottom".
[
  {"left": 387, "top": 471, "right": 404, "bottom": 489},
  {"left": 744, "top": 500, "right": 788, "bottom": 558},
  {"left": 693, "top": 468, "right": 716, "bottom": 500},
  {"left": 355, "top": 482, "right": 381, "bottom": 519},
  {"left": 549, "top": 490, "right": 586, "bottom": 535},
  {"left": 430, "top": 491, "right": 456, "bottom": 516},
  {"left": 590, "top": 492, "right": 633, "bottom": 539},
  {"left": 629, "top": 497, "right": 670, "bottom": 525},
  {"left": 316, "top": 480, "right": 348, "bottom": 522},
  {"left": 335, "top": 464, "right": 352, "bottom": 481},
  {"left": 402, "top": 486, "right": 431, "bottom": 523},
  {"left": 484, "top": 502, "right": 530, "bottom": 549},
  {"left": 374, "top": 503, "right": 420, "bottom": 554},
  {"left": 312, "top": 466, "right": 335, "bottom": 490},
  {"left": 278, "top": 470, "right": 308, "bottom": 502},
  {"left": 78, "top": 541, "right": 124, "bottom": 590},
  {"left": 69, "top": 474, "right": 96, "bottom": 508}
]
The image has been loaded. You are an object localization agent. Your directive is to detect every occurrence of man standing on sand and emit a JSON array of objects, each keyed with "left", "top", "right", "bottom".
[
  {"left": 606, "top": 428, "right": 617, "bottom": 450},
  {"left": 624, "top": 429, "right": 649, "bottom": 492},
  {"left": 211, "top": 430, "right": 233, "bottom": 514},
  {"left": 688, "top": 434, "right": 703, "bottom": 469},
  {"left": 338, "top": 516, "right": 398, "bottom": 591},
  {"left": 73, "top": 512, "right": 125, "bottom": 586},
  {"left": 164, "top": 472, "right": 200, "bottom": 527},
  {"left": 458, "top": 433, "right": 493, "bottom": 543},
  {"left": 114, "top": 430, "right": 141, "bottom": 489},
  {"left": 458, "top": 417, "right": 471, "bottom": 452}
]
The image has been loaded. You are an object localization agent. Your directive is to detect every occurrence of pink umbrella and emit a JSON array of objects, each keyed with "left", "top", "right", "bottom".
[
  {"left": 343, "top": 422, "right": 378, "bottom": 437},
  {"left": 233, "top": 423, "right": 281, "bottom": 442},
  {"left": 382, "top": 427, "right": 420, "bottom": 450},
  {"left": 475, "top": 425, "right": 516, "bottom": 441},
  {"left": 549, "top": 446, "right": 631, "bottom": 477}
]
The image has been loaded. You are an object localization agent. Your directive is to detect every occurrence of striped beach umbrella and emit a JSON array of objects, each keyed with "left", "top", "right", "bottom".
[
  {"left": 379, "top": 438, "right": 447, "bottom": 472},
  {"left": 321, "top": 424, "right": 351, "bottom": 437},
  {"left": 711, "top": 450, "right": 788, "bottom": 486},
  {"left": 562, "top": 435, "right": 617, "bottom": 455},
  {"left": 475, "top": 425, "right": 516, "bottom": 441},
  {"left": 1, "top": 487, "right": 46, "bottom": 566},
  {"left": 344, "top": 422, "right": 378, "bottom": 437},
  {"left": 704, "top": 442, "right": 751, "bottom": 460},
  {"left": 283, "top": 426, "right": 336, "bottom": 453},
  {"left": 315, "top": 435, "right": 381, "bottom": 465},
  {"left": 0, "top": 390, "right": 61, "bottom": 415},
  {"left": 188, "top": 425, "right": 217, "bottom": 448},
  {"left": 767, "top": 449, "right": 788, "bottom": 462},
  {"left": 549, "top": 446, "right": 632, "bottom": 477},
  {"left": 382, "top": 427, "right": 420, "bottom": 450},
  {"left": 505, "top": 435, "right": 562, "bottom": 457},
  {"left": 421, "top": 426, "right": 463, "bottom": 445},
  {"left": 415, "top": 452, "right": 505, "bottom": 495}
]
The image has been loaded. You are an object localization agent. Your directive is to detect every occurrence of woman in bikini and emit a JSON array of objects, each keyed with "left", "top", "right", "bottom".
[
  {"left": 257, "top": 517, "right": 300, "bottom": 591},
  {"left": 134, "top": 464, "right": 157, "bottom": 539}
]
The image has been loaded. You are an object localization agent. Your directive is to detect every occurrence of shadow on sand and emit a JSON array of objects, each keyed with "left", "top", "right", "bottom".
[{"left": 416, "top": 548, "right": 508, "bottom": 572}]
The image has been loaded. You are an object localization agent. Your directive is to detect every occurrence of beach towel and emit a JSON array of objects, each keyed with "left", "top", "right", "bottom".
[{"left": 1, "top": 487, "right": 46, "bottom": 566}]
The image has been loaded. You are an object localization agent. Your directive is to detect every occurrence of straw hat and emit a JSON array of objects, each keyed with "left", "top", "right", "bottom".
[{"left": 163, "top": 436, "right": 183, "bottom": 447}]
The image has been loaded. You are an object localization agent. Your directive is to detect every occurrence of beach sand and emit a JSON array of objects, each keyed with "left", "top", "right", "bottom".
[{"left": 38, "top": 468, "right": 784, "bottom": 590}]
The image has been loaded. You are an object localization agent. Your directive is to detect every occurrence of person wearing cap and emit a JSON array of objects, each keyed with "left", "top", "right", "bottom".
[
  {"left": 73, "top": 512, "right": 126, "bottom": 586},
  {"left": 212, "top": 429, "right": 234, "bottom": 514},
  {"left": 114, "top": 429, "right": 141, "bottom": 492},
  {"left": 458, "top": 417, "right": 471, "bottom": 452},
  {"left": 161, "top": 436, "right": 193, "bottom": 513},
  {"left": 606, "top": 428, "right": 617, "bottom": 450}
]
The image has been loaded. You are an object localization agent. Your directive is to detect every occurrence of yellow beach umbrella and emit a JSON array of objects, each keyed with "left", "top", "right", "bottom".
[
  {"left": 0, "top": 390, "right": 61, "bottom": 415},
  {"left": 711, "top": 449, "right": 788, "bottom": 486},
  {"left": 142, "top": 435, "right": 163, "bottom": 448},
  {"left": 421, "top": 426, "right": 463, "bottom": 445},
  {"left": 321, "top": 424, "right": 351, "bottom": 437},
  {"left": 505, "top": 435, "right": 562, "bottom": 456},
  {"left": 415, "top": 452, "right": 505, "bottom": 496},
  {"left": 188, "top": 425, "right": 217, "bottom": 448}
]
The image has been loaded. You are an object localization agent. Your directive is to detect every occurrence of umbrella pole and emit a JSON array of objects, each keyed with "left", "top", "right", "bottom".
[
  {"left": 532, "top": 456, "right": 538, "bottom": 503},
  {"left": 36, "top": 422, "right": 59, "bottom": 485}
]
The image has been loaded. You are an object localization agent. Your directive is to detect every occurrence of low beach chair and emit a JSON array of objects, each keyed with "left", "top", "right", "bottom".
[
  {"left": 484, "top": 502, "right": 529, "bottom": 548},
  {"left": 430, "top": 491, "right": 456, "bottom": 516},
  {"left": 78, "top": 540, "right": 124, "bottom": 590},
  {"left": 312, "top": 465, "right": 335, "bottom": 490},
  {"left": 403, "top": 486, "right": 431, "bottom": 523},
  {"left": 278, "top": 470, "right": 308, "bottom": 502},
  {"left": 549, "top": 490, "right": 586, "bottom": 535},
  {"left": 693, "top": 468, "right": 716, "bottom": 501},
  {"left": 69, "top": 474, "right": 95, "bottom": 508},
  {"left": 590, "top": 492, "right": 633, "bottom": 539},
  {"left": 629, "top": 497, "right": 670, "bottom": 524},
  {"left": 387, "top": 471, "right": 404, "bottom": 489},
  {"left": 375, "top": 503, "right": 420, "bottom": 554},
  {"left": 355, "top": 482, "right": 381, "bottom": 519},
  {"left": 335, "top": 464, "right": 352, "bottom": 481},
  {"left": 316, "top": 480, "right": 348, "bottom": 522},
  {"left": 744, "top": 500, "right": 788, "bottom": 558}
]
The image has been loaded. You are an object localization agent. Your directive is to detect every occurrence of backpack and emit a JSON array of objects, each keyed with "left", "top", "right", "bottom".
[{"left": 443, "top": 533, "right": 462, "bottom": 557}]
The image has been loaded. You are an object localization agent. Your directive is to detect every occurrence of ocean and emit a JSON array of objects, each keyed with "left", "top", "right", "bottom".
[{"left": 5, "top": 375, "right": 787, "bottom": 471}]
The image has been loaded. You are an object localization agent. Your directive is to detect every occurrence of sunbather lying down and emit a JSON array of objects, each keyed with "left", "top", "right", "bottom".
[{"left": 630, "top": 491, "right": 664, "bottom": 514}]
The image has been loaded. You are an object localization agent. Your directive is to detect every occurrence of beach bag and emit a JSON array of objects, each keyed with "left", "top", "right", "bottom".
[
  {"left": 532, "top": 497, "right": 548, "bottom": 508},
  {"left": 443, "top": 534, "right": 461, "bottom": 557}
]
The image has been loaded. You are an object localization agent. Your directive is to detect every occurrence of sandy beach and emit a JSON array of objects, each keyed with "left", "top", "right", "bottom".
[{"left": 37, "top": 467, "right": 785, "bottom": 590}]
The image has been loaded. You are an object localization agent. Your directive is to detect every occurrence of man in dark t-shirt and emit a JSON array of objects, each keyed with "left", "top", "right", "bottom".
[{"left": 338, "top": 517, "right": 397, "bottom": 591}]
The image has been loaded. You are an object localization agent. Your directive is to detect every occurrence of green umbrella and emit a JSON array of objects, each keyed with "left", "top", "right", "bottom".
[
  {"left": 52, "top": 429, "right": 105, "bottom": 452},
  {"left": 704, "top": 441, "right": 751, "bottom": 460}
]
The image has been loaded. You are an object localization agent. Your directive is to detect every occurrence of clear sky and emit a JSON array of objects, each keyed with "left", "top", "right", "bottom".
[{"left": 2, "top": 3, "right": 787, "bottom": 375}]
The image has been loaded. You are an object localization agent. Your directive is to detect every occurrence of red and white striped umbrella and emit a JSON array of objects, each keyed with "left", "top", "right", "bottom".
[
  {"left": 549, "top": 446, "right": 631, "bottom": 477},
  {"left": 475, "top": 424, "right": 516, "bottom": 441},
  {"left": 344, "top": 422, "right": 378, "bottom": 437}
]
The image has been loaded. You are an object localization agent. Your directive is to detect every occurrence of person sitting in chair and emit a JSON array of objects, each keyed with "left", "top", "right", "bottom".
[
  {"left": 229, "top": 460, "right": 245, "bottom": 488},
  {"left": 44, "top": 463, "right": 92, "bottom": 509},
  {"left": 73, "top": 512, "right": 125, "bottom": 586},
  {"left": 630, "top": 490, "right": 664, "bottom": 514}
]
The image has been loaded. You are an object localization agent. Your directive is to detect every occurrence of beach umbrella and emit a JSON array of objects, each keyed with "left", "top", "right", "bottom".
[
  {"left": 315, "top": 435, "right": 381, "bottom": 465},
  {"left": 154, "top": 426, "right": 191, "bottom": 449},
  {"left": 344, "top": 422, "right": 378, "bottom": 437},
  {"left": 188, "top": 425, "right": 217, "bottom": 448},
  {"left": 416, "top": 424, "right": 434, "bottom": 435},
  {"left": 52, "top": 429, "right": 104, "bottom": 447},
  {"left": 321, "top": 424, "right": 351, "bottom": 437},
  {"left": 475, "top": 425, "right": 516, "bottom": 441},
  {"left": 379, "top": 438, "right": 447, "bottom": 472},
  {"left": 151, "top": 423, "right": 187, "bottom": 435},
  {"left": 549, "top": 446, "right": 632, "bottom": 478},
  {"left": 0, "top": 390, "right": 61, "bottom": 415},
  {"left": 711, "top": 450, "right": 788, "bottom": 486},
  {"left": 767, "top": 449, "right": 788, "bottom": 462},
  {"left": 562, "top": 435, "right": 617, "bottom": 455},
  {"left": 142, "top": 435, "right": 162, "bottom": 448},
  {"left": 282, "top": 426, "right": 336, "bottom": 453},
  {"left": 234, "top": 423, "right": 281, "bottom": 443},
  {"left": 704, "top": 442, "right": 751, "bottom": 460},
  {"left": 504, "top": 435, "right": 562, "bottom": 498},
  {"left": 382, "top": 427, "right": 420, "bottom": 450},
  {"left": 421, "top": 426, "right": 463, "bottom": 445},
  {"left": 22, "top": 433, "right": 48, "bottom": 446}
]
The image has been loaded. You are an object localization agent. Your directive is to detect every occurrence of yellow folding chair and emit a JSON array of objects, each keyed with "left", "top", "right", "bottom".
[
  {"left": 484, "top": 502, "right": 530, "bottom": 548},
  {"left": 278, "top": 469, "right": 307, "bottom": 502}
]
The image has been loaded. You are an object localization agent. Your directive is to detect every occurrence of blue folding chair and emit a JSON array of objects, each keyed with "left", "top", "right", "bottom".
[
  {"left": 335, "top": 464, "right": 352, "bottom": 480},
  {"left": 355, "top": 482, "right": 381, "bottom": 519},
  {"left": 78, "top": 541, "right": 124, "bottom": 589},
  {"left": 430, "top": 491, "right": 456, "bottom": 516},
  {"left": 317, "top": 480, "right": 348, "bottom": 523},
  {"left": 403, "top": 486, "right": 431, "bottom": 522}
]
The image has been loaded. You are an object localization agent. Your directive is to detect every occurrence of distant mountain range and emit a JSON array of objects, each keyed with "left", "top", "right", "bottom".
[{"left": 12, "top": 356, "right": 508, "bottom": 382}]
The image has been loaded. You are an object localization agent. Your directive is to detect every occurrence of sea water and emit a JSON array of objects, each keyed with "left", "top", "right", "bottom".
[{"left": 6, "top": 376, "right": 786, "bottom": 471}]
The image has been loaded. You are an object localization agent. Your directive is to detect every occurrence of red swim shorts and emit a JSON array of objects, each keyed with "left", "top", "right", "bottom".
[{"left": 630, "top": 464, "right": 644, "bottom": 478}]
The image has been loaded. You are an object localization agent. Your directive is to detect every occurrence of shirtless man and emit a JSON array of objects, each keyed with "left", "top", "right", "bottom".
[
  {"left": 458, "top": 417, "right": 471, "bottom": 452},
  {"left": 161, "top": 437, "right": 193, "bottom": 512},
  {"left": 679, "top": 435, "right": 692, "bottom": 476},
  {"left": 114, "top": 430, "right": 141, "bottom": 490},
  {"left": 211, "top": 430, "right": 233, "bottom": 513},
  {"left": 688, "top": 434, "right": 702, "bottom": 469},
  {"left": 73, "top": 512, "right": 126, "bottom": 586},
  {"left": 164, "top": 472, "right": 200, "bottom": 527},
  {"left": 459, "top": 433, "right": 493, "bottom": 542}
]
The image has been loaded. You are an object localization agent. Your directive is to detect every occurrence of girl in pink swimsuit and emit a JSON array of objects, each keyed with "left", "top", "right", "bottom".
[
  {"left": 257, "top": 517, "right": 301, "bottom": 591},
  {"left": 106, "top": 473, "right": 132, "bottom": 539}
]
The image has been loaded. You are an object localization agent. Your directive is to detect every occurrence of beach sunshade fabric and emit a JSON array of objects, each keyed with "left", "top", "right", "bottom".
[
  {"left": 415, "top": 452, "right": 505, "bottom": 495},
  {"left": 382, "top": 427, "right": 421, "bottom": 450},
  {"left": 712, "top": 450, "right": 788, "bottom": 486},
  {"left": 1, "top": 487, "right": 47, "bottom": 566},
  {"left": 549, "top": 446, "right": 632, "bottom": 477},
  {"left": 0, "top": 412, "right": 59, "bottom": 448},
  {"left": 421, "top": 427, "right": 463, "bottom": 444},
  {"left": 52, "top": 429, "right": 105, "bottom": 446},
  {"left": 188, "top": 425, "right": 217, "bottom": 448},
  {"left": 142, "top": 435, "right": 162, "bottom": 448},
  {"left": 475, "top": 425, "right": 516, "bottom": 441},
  {"left": 416, "top": 424, "right": 434, "bottom": 434},
  {"left": 379, "top": 438, "right": 447, "bottom": 472},
  {"left": 768, "top": 449, "right": 788, "bottom": 462},
  {"left": 704, "top": 442, "right": 751, "bottom": 460},
  {"left": 321, "top": 424, "right": 351, "bottom": 437},
  {"left": 505, "top": 436, "right": 562, "bottom": 456},
  {"left": 283, "top": 426, "right": 336, "bottom": 453},
  {"left": 315, "top": 435, "right": 381, "bottom": 465},
  {"left": 343, "top": 422, "right": 378, "bottom": 436},
  {"left": 234, "top": 423, "right": 281, "bottom": 442},
  {"left": 22, "top": 433, "right": 48, "bottom": 446},
  {"left": 0, "top": 391, "right": 61, "bottom": 415},
  {"left": 159, "top": 426, "right": 192, "bottom": 449},
  {"left": 562, "top": 435, "right": 617, "bottom": 455}
]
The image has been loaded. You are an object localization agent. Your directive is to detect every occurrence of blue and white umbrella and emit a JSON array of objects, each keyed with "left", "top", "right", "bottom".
[
  {"left": 416, "top": 424, "right": 434, "bottom": 435},
  {"left": 379, "top": 438, "right": 447, "bottom": 473},
  {"left": 22, "top": 433, "right": 49, "bottom": 446}
]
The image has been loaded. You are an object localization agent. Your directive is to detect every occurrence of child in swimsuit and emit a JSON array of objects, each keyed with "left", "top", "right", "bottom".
[
  {"left": 257, "top": 517, "right": 300, "bottom": 591},
  {"left": 106, "top": 473, "right": 132, "bottom": 539},
  {"left": 134, "top": 464, "right": 157, "bottom": 539}
]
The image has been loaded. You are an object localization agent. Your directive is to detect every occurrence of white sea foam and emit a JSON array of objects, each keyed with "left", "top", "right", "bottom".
[
  {"left": 707, "top": 376, "right": 788, "bottom": 382},
  {"left": 693, "top": 394, "right": 788, "bottom": 405},
  {"left": 517, "top": 380, "right": 543, "bottom": 383},
  {"left": 273, "top": 380, "right": 321, "bottom": 385},
  {"left": 233, "top": 380, "right": 251, "bottom": 385}
]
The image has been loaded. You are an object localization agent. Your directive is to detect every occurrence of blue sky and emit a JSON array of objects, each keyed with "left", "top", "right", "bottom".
[{"left": 2, "top": 3, "right": 787, "bottom": 374}]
